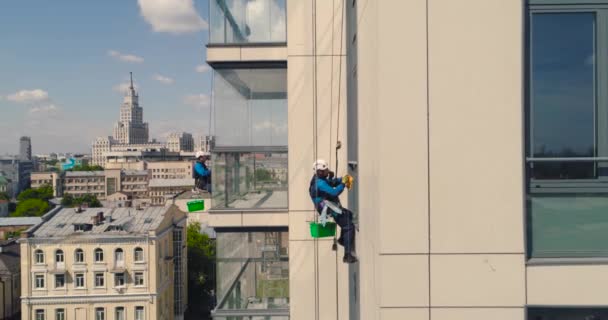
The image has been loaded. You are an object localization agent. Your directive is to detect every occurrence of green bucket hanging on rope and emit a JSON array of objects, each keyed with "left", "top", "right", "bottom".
[
  {"left": 309, "top": 222, "right": 336, "bottom": 238},
  {"left": 187, "top": 200, "right": 205, "bottom": 212}
]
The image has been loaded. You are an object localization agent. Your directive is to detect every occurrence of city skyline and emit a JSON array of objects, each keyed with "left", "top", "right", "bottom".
[{"left": 0, "top": 0, "right": 213, "bottom": 154}]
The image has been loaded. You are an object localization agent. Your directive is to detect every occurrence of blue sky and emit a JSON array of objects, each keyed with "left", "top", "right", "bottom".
[{"left": 0, "top": 0, "right": 212, "bottom": 154}]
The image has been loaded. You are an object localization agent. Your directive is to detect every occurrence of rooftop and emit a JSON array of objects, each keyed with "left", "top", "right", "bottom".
[
  {"left": 32, "top": 206, "right": 170, "bottom": 238},
  {"left": 123, "top": 170, "right": 148, "bottom": 176},
  {"left": 149, "top": 178, "right": 194, "bottom": 188},
  {"left": 65, "top": 171, "right": 105, "bottom": 177},
  {"left": 0, "top": 217, "right": 42, "bottom": 227}
]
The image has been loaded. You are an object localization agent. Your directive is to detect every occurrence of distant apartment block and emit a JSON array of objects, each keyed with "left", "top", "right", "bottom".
[
  {"left": 0, "top": 239, "right": 21, "bottom": 320},
  {"left": 0, "top": 157, "right": 33, "bottom": 197},
  {"left": 148, "top": 179, "right": 194, "bottom": 206},
  {"left": 30, "top": 172, "right": 62, "bottom": 197},
  {"left": 20, "top": 206, "right": 187, "bottom": 320},
  {"left": 166, "top": 133, "right": 194, "bottom": 153},
  {"left": 19, "top": 137, "right": 32, "bottom": 162}
]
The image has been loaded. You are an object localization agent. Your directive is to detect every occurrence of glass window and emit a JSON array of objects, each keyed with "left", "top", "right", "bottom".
[
  {"left": 75, "top": 273, "right": 85, "bottom": 288},
  {"left": 35, "top": 250, "right": 44, "bottom": 264},
  {"left": 95, "top": 248, "right": 104, "bottom": 262},
  {"left": 213, "top": 151, "right": 288, "bottom": 209},
  {"left": 529, "top": 308, "right": 608, "bottom": 319},
  {"left": 114, "top": 248, "right": 124, "bottom": 262},
  {"left": 134, "top": 247, "right": 144, "bottom": 262},
  {"left": 134, "top": 272, "right": 144, "bottom": 286},
  {"left": 115, "top": 273, "right": 125, "bottom": 287},
  {"left": 55, "top": 250, "right": 64, "bottom": 262},
  {"left": 214, "top": 230, "right": 289, "bottom": 317},
  {"left": 135, "top": 307, "right": 144, "bottom": 320},
  {"left": 95, "top": 309, "right": 104, "bottom": 320},
  {"left": 55, "top": 309, "right": 65, "bottom": 320},
  {"left": 526, "top": 7, "right": 608, "bottom": 259},
  {"left": 75, "top": 249, "right": 84, "bottom": 263},
  {"left": 95, "top": 273, "right": 104, "bottom": 287},
  {"left": 213, "top": 68, "right": 287, "bottom": 147},
  {"left": 35, "top": 274, "right": 45, "bottom": 289},
  {"left": 529, "top": 12, "right": 596, "bottom": 179},
  {"left": 209, "top": 0, "right": 287, "bottom": 44},
  {"left": 115, "top": 308, "right": 124, "bottom": 320},
  {"left": 36, "top": 310, "right": 45, "bottom": 320},
  {"left": 55, "top": 274, "right": 65, "bottom": 288}
]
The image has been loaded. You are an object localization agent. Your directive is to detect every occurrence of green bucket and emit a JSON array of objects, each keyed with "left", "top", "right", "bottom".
[
  {"left": 187, "top": 200, "right": 205, "bottom": 212},
  {"left": 309, "top": 222, "right": 336, "bottom": 238}
]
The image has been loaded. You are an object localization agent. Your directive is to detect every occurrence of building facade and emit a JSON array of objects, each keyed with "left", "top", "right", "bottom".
[
  {"left": 19, "top": 137, "right": 32, "bottom": 162},
  {"left": 112, "top": 74, "right": 149, "bottom": 145},
  {"left": 19, "top": 206, "right": 188, "bottom": 320},
  {"left": 194, "top": 136, "right": 214, "bottom": 153},
  {"left": 0, "top": 158, "right": 33, "bottom": 198},
  {"left": 201, "top": 0, "right": 608, "bottom": 319},
  {"left": 166, "top": 133, "right": 194, "bottom": 153},
  {"left": 0, "top": 239, "right": 21, "bottom": 320},
  {"left": 30, "top": 173, "right": 62, "bottom": 197},
  {"left": 148, "top": 179, "right": 194, "bottom": 206}
]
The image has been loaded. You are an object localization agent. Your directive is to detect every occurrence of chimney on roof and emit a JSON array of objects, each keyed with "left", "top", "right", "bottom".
[{"left": 92, "top": 211, "right": 105, "bottom": 225}]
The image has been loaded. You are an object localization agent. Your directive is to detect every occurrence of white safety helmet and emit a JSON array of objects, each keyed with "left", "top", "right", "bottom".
[
  {"left": 195, "top": 151, "right": 211, "bottom": 159},
  {"left": 312, "top": 159, "right": 328, "bottom": 172}
]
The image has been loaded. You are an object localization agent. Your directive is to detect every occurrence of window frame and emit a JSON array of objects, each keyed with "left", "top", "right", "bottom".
[
  {"left": 74, "top": 273, "right": 85, "bottom": 289},
  {"left": 55, "top": 308, "right": 65, "bottom": 320},
  {"left": 115, "top": 307, "right": 125, "bottom": 320},
  {"left": 35, "top": 309, "right": 45, "bottom": 320},
  {"left": 95, "top": 308, "right": 105, "bottom": 320},
  {"left": 134, "top": 272, "right": 144, "bottom": 287},
  {"left": 134, "top": 247, "right": 144, "bottom": 262},
  {"left": 74, "top": 249, "right": 84, "bottom": 263},
  {"left": 54, "top": 274, "right": 65, "bottom": 289},
  {"left": 94, "top": 248, "right": 104, "bottom": 263},
  {"left": 114, "top": 273, "right": 125, "bottom": 288},
  {"left": 34, "top": 274, "right": 45, "bottom": 289},
  {"left": 135, "top": 307, "right": 144, "bottom": 320},
  {"left": 526, "top": 0, "right": 608, "bottom": 261},
  {"left": 94, "top": 272, "right": 105, "bottom": 288},
  {"left": 34, "top": 249, "right": 44, "bottom": 264},
  {"left": 114, "top": 248, "right": 124, "bottom": 262},
  {"left": 55, "top": 250, "right": 64, "bottom": 263}
]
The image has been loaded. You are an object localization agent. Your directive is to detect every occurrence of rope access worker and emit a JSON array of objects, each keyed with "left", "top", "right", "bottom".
[
  {"left": 309, "top": 159, "right": 357, "bottom": 263},
  {"left": 194, "top": 151, "right": 212, "bottom": 193}
]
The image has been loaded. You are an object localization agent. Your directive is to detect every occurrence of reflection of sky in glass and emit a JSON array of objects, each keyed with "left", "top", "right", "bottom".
[
  {"left": 209, "top": 0, "right": 287, "bottom": 44},
  {"left": 531, "top": 13, "right": 595, "bottom": 157}
]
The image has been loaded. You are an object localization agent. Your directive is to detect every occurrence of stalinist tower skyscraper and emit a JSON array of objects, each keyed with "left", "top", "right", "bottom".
[{"left": 112, "top": 72, "right": 149, "bottom": 144}]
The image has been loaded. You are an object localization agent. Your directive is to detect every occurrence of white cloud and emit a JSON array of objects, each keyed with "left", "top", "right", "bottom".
[
  {"left": 195, "top": 64, "right": 210, "bottom": 73},
  {"left": 108, "top": 50, "right": 144, "bottom": 63},
  {"left": 183, "top": 94, "right": 210, "bottom": 110},
  {"left": 153, "top": 74, "right": 175, "bottom": 85},
  {"left": 28, "top": 104, "right": 59, "bottom": 115},
  {"left": 6, "top": 89, "right": 49, "bottom": 103},
  {"left": 113, "top": 82, "right": 139, "bottom": 93},
  {"left": 138, "top": 0, "right": 208, "bottom": 34}
]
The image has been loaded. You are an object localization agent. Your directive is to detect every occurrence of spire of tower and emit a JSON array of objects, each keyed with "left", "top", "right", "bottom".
[{"left": 129, "top": 72, "right": 134, "bottom": 90}]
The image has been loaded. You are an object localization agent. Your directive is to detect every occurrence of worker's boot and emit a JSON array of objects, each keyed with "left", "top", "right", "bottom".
[{"left": 343, "top": 252, "right": 358, "bottom": 264}]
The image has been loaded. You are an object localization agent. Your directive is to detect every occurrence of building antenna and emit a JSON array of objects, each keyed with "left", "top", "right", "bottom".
[{"left": 129, "top": 72, "right": 134, "bottom": 90}]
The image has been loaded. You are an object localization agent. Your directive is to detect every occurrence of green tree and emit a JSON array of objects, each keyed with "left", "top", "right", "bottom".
[
  {"left": 69, "top": 165, "right": 104, "bottom": 172},
  {"left": 255, "top": 168, "right": 272, "bottom": 182},
  {"left": 12, "top": 199, "right": 50, "bottom": 217},
  {"left": 17, "top": 185, "right": 53, "bottom": 202},
  {"left": 185, "top": 222, "right": 216, "bottom": 320},
  {"left": 61, "top": 193, "right": 102, "bottom": 208},
  {"left": 0, "top": 192, "right": 9, "bottom": 201}
]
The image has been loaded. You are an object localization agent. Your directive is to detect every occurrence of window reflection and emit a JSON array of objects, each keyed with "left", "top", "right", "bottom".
[{"left": 530, "top": 13, "right": 596, "bottom": 179}]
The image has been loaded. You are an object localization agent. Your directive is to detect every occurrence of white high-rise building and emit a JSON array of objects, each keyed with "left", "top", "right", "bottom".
[{"left": 112, "top": 73, "right": 149, "bottom": 144}]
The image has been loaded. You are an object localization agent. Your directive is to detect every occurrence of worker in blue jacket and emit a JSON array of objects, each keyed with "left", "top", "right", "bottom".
[
  {"left": 194, "top": 151, "right": 212, "bottom": 193},
  {"left": 309, "top": 159, "right": 357, "bottom": 263}
]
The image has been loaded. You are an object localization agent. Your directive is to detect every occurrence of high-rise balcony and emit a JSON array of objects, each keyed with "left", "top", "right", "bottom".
[{"left": 210, "top": 0, "right": 287, "bottom": 45}]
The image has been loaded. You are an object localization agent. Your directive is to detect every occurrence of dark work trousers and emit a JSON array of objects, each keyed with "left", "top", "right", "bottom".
[{"left": 332, "top": 208, "right": 356, "bottom": 254}]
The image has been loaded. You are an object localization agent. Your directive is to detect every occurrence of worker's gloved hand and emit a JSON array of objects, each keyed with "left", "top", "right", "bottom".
[{"left": 342, "top": 175, "right": 354, "bottom": 189}]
